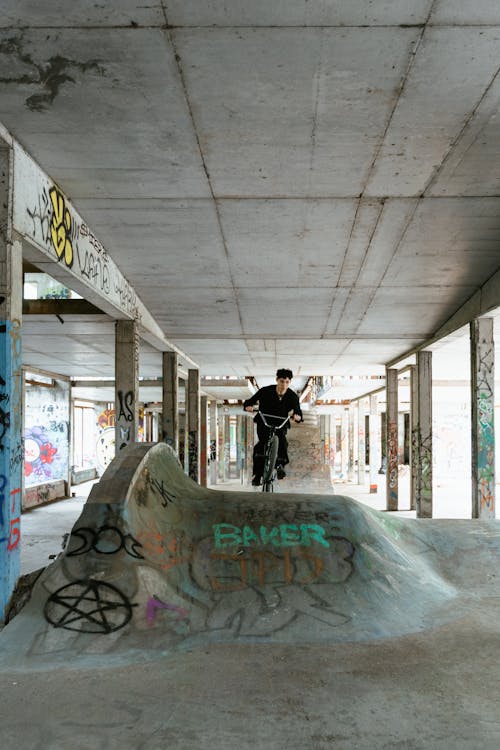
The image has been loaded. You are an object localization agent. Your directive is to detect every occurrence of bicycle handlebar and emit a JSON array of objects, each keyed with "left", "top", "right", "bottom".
[{"left": 255, "top": 412, "right": 291, "bottom": 430}]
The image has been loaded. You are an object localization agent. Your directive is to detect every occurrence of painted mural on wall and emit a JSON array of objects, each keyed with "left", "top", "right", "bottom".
[
  {"left": 24, "top": 380, "right": 70, "bottom": 486},
  {"left": 95, "top": 407, "right": 115, "bottom": 477},
  {"left": 95, "top": 406, "right": 145, "bottom": 476}
]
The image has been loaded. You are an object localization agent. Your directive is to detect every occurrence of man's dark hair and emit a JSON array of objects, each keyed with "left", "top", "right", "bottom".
[{"left": 276, "top": 368, "right": 293, "bottom": 380}]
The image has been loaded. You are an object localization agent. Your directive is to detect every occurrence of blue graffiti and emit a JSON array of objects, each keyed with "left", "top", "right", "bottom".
[{"left": 0, "top": 474, "right": 6, "bottom": 527}]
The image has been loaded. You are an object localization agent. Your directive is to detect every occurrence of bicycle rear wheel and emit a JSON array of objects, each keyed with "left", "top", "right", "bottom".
[{"left": 262, "top": 434, "right": 279, "bottom": 491}]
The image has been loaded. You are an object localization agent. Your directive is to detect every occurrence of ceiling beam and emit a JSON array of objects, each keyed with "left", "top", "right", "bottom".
[
  {"left": 12, "top": 141, "right": 198, "bottom": 369},
  {"left": 23, "top": 299, "right": 103, "bottom": 315}
]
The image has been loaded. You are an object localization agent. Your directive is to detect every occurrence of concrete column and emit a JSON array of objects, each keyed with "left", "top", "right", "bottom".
[
  {"left": 162, "top": 351, "right": 178, "bottom": 454},
  {"left": 369, "top": 394, "right": 380, "bottom": 493},
  {"left": 179, "top": 408, "right": 187, "bottom": 472},
  {"left": 319, "top": 415, "right": 326, "bottom": 463},
  {"left": 348, "top": 403, "right": 355, "bottom": 482},
  {"left": 180, "top": 378, "right": 188, "bottom": 472},
  {"left": 410, "top": 365, "right": 418, "bottom": 511},
  {"left": 115, "top": 320, "right": 139, "bottom": 452},
  {"left": 327, "top": 414, "right": 333, "bottom": 465},
  {"left": 415, "top": 351, "right": 433, "bottom": 518},
  {"left": 386, "top": 368, "right": 399, "bottom": 511},
  {"left": 224, "top": 416, "right": 231, "bottom": 480},
  {"left": 329, "top": 414, "right": 336, "bottom": 465},
  {"left": 217, "top": 411, "right": 225, "bottom": 481},
  {"left": 341, "top": 408, "right": 349, "bottom": 480},
  {"left": 0, "top": 144, "right": 23, "bottom": 620},
  {"left": 357, "top": 400, "right": 366, "bottom": 485},
  {"left": 200, "top": 395, "right": 208, "bottom": 487},
  {"left": 209, "top": 400, "right": 218, "bottom": 485},
  {"left": 187, "top": 368, "right": 200, "bottom": 483},
  {"left": 471, "top": 318, "right": 495, "bottom": 518},
  {"left": 246, "top": 412, "right": 254, "bottom": 482},
  {"left": 235, "top": 415, "right": 244, "bottom": 482}
]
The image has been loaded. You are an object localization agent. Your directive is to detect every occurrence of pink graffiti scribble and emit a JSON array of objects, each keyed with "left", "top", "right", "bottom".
[{"left": 146, "top": 596, "right": 188, "bottom": 626}]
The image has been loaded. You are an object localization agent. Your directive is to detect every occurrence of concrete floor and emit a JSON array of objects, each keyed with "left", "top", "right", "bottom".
[
  {"left": 20, "top": 480, "right": 95, "bottom": 576},
  {"left": 2, "top": 475, "right": 500, "bottom": 749}
]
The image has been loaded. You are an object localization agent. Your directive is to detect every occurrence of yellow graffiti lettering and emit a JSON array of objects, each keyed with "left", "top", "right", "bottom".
[{"left": 49, "top": 187, "right": 73, "bottom": 267}]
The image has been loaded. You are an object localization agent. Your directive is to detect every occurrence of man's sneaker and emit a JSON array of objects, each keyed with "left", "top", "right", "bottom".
[
  {"left": 251, "top": 476, "right": 261, "bottom": 486},
  {"left": 276, "top": 465, "right": 286, "bottom": 479}
]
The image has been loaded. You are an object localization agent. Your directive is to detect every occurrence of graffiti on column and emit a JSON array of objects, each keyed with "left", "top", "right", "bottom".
[
  {"left": 478, "top": 388, "right": 494, "bottom": 512},
  {"left": 387, "top": 420, "right": 398, "bottom": 507},
  {"left": 117, "top": 390, "right": 134, "bottom": 451},
  {"left": 210, "top": 439, "right": 217, "bottom": 462},
  {"left": 0, "top": 400, "right": 9, "bottom": 454},
  {"left": 472, "top": 338, "right": 494, "bottom": 515},
  {"left": 419, "top": 431, "right": 433, "bottom": 513},
  {"left": 0, "top": 320, "right": 23, "bottom": 583},
  {"left": 11, "top": 322, "right": 23, "bottom": 476},
  {"left": 188, "top": 430, "right": 198, "bottom": 481},
  {"left": 0, "top": 477, "right": 20, "bottom": 552}
]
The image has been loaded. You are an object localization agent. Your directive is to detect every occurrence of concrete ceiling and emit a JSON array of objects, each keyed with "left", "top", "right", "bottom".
[{"left": 1, "top": 1, "right": 500, "bottom": 390}]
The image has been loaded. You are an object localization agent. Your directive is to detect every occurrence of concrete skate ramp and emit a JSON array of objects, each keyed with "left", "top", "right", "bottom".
[{"left": 2, "top": 442, "right": 500, "bottom": 670}]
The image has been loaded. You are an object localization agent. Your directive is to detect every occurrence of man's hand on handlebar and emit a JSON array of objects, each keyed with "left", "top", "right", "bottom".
[
  {"left": 292, "top": 414, "right": 302, "bottom": 423},
  {"left": 244, "top": 405, "right": 255, "bottom": 413}
]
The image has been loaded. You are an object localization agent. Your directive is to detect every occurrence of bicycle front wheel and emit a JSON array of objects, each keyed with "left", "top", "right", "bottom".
[{"left": 262, "top": 434, "right": 279, "bottom": 485}]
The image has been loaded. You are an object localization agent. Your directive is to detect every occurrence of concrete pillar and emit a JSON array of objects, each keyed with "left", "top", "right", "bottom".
[
  {"left": 341, "top": 408, "right": 349, "bottom": 480},
  {"left": 410, "top": 365, "right": 418, "bottom": 511},
  {"left": 357, "top": 400, "right": 366, "bottom": 485},
  {"left": 324, "top": 414, "right": 330, "bottom": 465},
  {"left": 209, "top": 400, "right": 218, "bottom": 485},
  {"left": 179, "top": 410, "right": 187, "bottom": 472},
  {"left": 415, "top": 351, "right": 433, "bottom": 518},
  {"left": 162, "top": 351, "right": 178, "bottom": 454},
  {"left": 178, "top": 378, "right": 187, "bottom": 472},
  {"left": 348, "top": 403, "right": 355, "bottom": 482},
  {"left": 239, "top": 417, "right": 245, "bottom": 481},
  {"left": 471, "top": 318, "right": 495, "bottom": 518},
  {"left": 0, "top": 145, "right": 23, "bottom": 620},
  {"left": 386, "top": 368, "right": 399, "bottom": 511},
  {"left": 224, "top": 415, "right": 231, "bottom": 480},
  {"left": 319, "top": 415, "right": 326, "bottom": 463},
  {"left": 246, "top": 412, "right": 254, "bottom": 482},
  {"left": 115, "top": 320, "right": 139, "bottom": 452},
  {"left": 200, "top": 395, "right": 208, "bottom": 487},
  {"left": 187, "top": 368, "right": 200, "bottom": 483},
  {"left": 217, "top": 411, "right": 225, "bottom": 481},
  {"left": 329, "top": 414, "right": 336, "bottom": 465},
  {"left": 369, "top": 394, "right": 380, "bottom": 493}
]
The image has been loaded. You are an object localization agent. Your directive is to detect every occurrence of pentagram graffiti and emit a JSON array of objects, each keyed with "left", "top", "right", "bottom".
[{"left": 44, "top": 579, "right": 135, "bottom": 633}]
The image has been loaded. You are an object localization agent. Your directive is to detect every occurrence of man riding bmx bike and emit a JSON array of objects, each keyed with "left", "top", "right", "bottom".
[{"left": 243, "top": 368, "right": 303, "bottom": 486}]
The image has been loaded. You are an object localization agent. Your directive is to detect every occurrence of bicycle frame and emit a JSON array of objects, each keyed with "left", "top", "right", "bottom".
[{"left": 256, "top": 412, "right": 291, "bottom": 492}]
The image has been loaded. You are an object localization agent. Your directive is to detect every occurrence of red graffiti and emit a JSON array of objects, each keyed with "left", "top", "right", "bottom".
[{"left": 7, "top": 517, "right": 20, "bottom": 551}]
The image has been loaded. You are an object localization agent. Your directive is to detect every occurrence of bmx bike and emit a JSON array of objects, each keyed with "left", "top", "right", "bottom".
[{"left": 255, "top": 411, "right": 291, "bottom": 492}]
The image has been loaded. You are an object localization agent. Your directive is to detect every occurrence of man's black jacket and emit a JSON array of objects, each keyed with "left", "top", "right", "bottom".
[{"left": 243, "top": 384, "right": 303, "bottom": 430}]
